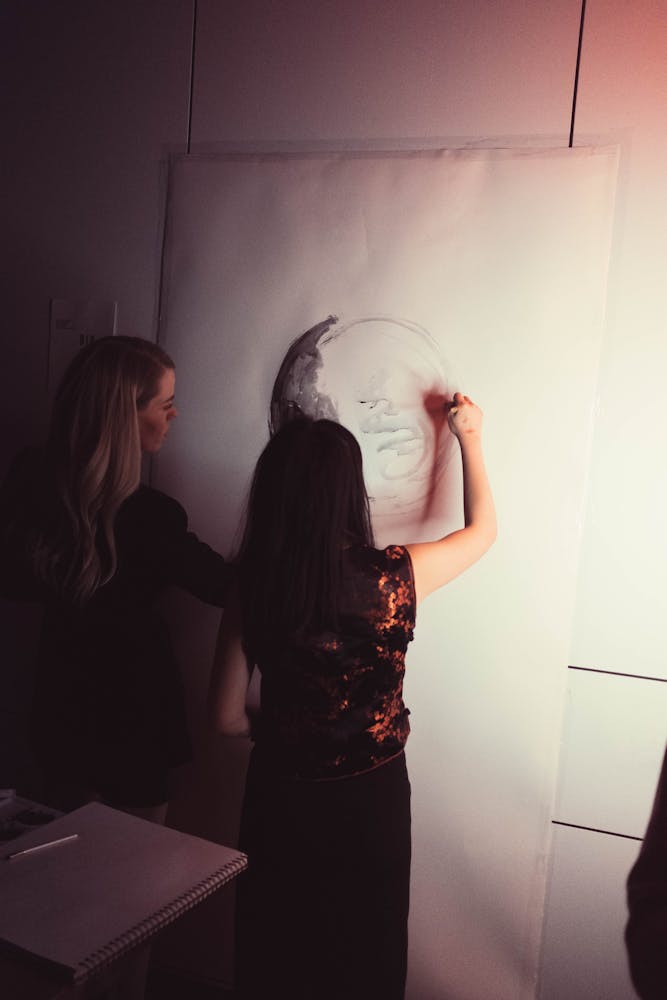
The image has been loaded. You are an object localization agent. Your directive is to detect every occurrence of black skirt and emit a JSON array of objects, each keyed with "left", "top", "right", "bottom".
[{"left": 235, "top": 748, "right": 411, "bottom": 1000}]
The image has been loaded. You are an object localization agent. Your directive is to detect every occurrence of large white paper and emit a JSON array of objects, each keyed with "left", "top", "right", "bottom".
[{"left": 155, "top": 147, "right": 617, "bottom": 999}]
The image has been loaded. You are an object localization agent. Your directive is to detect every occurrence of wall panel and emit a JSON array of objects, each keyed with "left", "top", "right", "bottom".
[
  {"left": 537, "top": 3, "right": 667, "bottom": 995},
  {"left": 571, "top": 0, "right": 667, "bottom": 679},
  {"left": 555, "top": 670, "right": 666, "bottom": 837},
  {"left": 191, "top": 0, "right": 583, "bottom": 143},
  {"left": 0, "top": 0, "right": 194, "bottom": 468},
  {"left": 538, "top": 825, "right": 639, "bottom": 1000}
]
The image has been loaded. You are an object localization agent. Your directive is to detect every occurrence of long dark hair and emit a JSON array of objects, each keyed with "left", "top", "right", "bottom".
[
  {"left": 31, "top": 336, "right": 174, "bottom": 604},
  {"left": 239, "top": 418, "right": 374, "bottom": 660}
]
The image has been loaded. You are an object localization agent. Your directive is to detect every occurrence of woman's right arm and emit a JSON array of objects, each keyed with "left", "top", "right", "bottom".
[
  {"left": 406, "top": 392, "right": 496, "bottom": 604},
  {"left": 207, "top": 587, "right": 252, "bottom": 737}
]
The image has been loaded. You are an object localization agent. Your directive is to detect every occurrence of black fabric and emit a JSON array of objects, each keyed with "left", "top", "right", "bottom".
[
  {"left": 255, "top": 544, "right": 416, "bottom": 779},
  {"left": 236, "top": 545, "right": 416, "bottom": 998},
  {"left": 1, "top": 450, "right": 233, "bottom": 807},
  {"left": 236, "top": 748, "right": 411, "bottom": 1000},
  {"left": 626, "top": 745, "right": 667, "bottom": 999}
]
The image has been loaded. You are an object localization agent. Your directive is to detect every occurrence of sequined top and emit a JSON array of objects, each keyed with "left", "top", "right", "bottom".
[{"left": 255, "top": 544, "right": 416, "bottom": 780}]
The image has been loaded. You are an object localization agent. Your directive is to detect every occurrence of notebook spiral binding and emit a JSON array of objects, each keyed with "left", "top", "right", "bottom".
[{"left": 76, "top": 852, "right": 248, "bottom": 980}]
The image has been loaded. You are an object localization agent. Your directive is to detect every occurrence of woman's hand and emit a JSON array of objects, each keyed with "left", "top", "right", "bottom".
[
  {"left": 447, "top": 392, "right": 483, "bottom": 440},
  {"left": 406, "top": 388, "right": 495, "bottom": 602}
]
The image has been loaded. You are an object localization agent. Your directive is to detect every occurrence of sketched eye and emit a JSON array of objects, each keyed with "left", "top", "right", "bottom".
[{"left": 359, "top": 397, "right": 392, "bottom": 410}]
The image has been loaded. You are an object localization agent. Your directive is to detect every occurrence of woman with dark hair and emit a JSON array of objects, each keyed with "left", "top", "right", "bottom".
[
  {"left": 209, "top": 393, "right": 495, "bottom": 999},
  {"left": 1, "top": 335, "right": 232, "bottom": 821}
]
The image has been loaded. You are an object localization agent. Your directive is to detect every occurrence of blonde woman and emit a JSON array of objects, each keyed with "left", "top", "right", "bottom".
[{"left": 1, "top": 336, "right": 232, "bottom": 821}]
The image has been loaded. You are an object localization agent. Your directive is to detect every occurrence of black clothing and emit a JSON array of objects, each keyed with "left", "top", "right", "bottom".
[
  {"left": 236, "top": 749, "right": 411, "bottom": 1000},
  {"left": 254, "top": 544, "right": 416, "bottom": 779},
  {"left": 1, "top": 451, "right": 232, "bottom": 806},
  {"left": 236, "top": 544, "right": 416, "bottom": 999},
  {"left": 626, "top": 745, "right": 667, "bottom": 999}
]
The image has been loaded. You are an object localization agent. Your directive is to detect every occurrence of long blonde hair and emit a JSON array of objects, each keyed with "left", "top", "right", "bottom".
[{"left": 33, "top": 336, "right": 175, "bottom": 604}]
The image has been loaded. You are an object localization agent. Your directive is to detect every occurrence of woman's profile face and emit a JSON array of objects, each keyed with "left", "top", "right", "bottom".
[{"left": 138, "top": 368, "right": 178, "bottom": 453}]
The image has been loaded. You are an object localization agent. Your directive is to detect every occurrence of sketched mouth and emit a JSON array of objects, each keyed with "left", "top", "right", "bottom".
[{"left": 376, "top": 428, "right": 422, "bottom": 454}]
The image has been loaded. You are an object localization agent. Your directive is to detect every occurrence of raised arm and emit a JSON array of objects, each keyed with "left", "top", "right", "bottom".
[
  {"left": 207, "top": 587, "right": 252, "bottom": 736},
  {"left": 406, "top": 392, "right": 496, "bottom": 604}
]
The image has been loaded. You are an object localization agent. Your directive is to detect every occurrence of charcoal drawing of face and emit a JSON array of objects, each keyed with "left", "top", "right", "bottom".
[{"left": 270, "top": 316, "right": 455, "bottom": 523}]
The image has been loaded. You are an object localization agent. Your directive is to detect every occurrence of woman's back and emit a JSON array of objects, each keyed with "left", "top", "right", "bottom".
[{"left": 255, "top": 543, "right": 416, "bottom": 779}]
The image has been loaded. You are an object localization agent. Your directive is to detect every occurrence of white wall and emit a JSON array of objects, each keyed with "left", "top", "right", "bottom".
[
  {"left": 539, "top": 3, "right": 667, "bottom": 996},
  {"left": 2, "top": 1, "right": 665, "bottom": 997},
  {"left": 191, "top": 0, "right": 581, "bottom": 142},
  {"left": 571, "top": 0, "right": 667, "bottom": 678}
]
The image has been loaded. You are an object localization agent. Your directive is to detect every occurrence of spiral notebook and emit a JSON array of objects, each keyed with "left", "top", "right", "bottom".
[{"left": 0, "top": 801, "right": 247, "bottom": 982}]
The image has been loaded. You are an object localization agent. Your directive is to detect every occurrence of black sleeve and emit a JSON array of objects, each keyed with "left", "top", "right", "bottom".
[
  {"left": 625, "top": 745, "right": 667, "bottom": 1000},
  {"left": 123, "top": 487, "right": 234, "bottom": 607},
  {"left": 0, "top": 450, "right": 45, "bottom": 602},
  {"left": 165, "top": 525, "right": 234, "bottom": 606}
]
